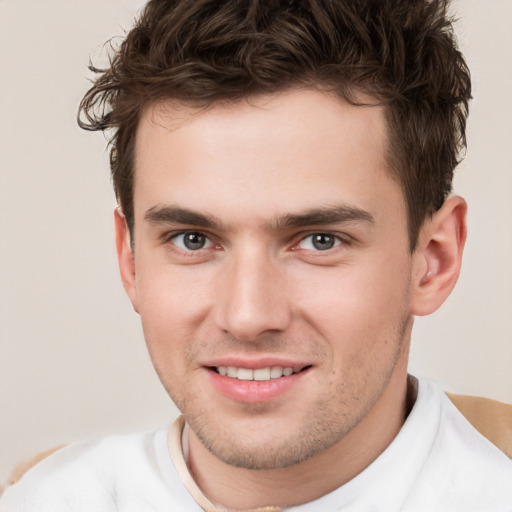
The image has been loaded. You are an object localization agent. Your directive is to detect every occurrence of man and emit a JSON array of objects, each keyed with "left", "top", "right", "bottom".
[{"left": 1, "top": 0, "right": 511, "bottom": 510}]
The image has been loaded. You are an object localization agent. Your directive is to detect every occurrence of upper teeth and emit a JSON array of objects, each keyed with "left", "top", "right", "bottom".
[{"left": 217, "top": 366, "right": 297, "bottom": 381}]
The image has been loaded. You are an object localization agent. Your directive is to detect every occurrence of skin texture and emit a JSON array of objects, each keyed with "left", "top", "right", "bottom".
[{"left": 116, "top": 89, "right": 467, "bottom": 508}]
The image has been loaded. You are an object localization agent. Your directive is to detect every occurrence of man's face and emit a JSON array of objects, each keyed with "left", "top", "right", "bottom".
[{"left": 125, "top": 90, "right": 416, "bottom": 469}]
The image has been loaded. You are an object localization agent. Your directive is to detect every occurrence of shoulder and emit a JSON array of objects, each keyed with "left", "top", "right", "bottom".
[
  {"left": 447, "top": 391, "right": 512, "bottom": 458},
  {"left": 404, "top": 380, "right": 512, "bottom": 510},
  {"left": 0, "top": 430, "right": 173, "bottom": 512}
]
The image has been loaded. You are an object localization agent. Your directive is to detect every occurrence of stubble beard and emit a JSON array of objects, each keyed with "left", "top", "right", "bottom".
[
  {"left": 188, "top": 395, "right": 362, "bottom": 470},
  {"left": 164, "top": 314, "right": 411, "bottom": 471}
]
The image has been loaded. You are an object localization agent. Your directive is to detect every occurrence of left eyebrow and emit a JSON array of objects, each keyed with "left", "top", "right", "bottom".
[{"left": 272, "top": 205, "right": 375, "bottom": 230}]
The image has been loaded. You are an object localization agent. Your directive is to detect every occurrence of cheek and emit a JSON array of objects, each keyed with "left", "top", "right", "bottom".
[
  {"left": 137, "top": 252, "right": 212, "bottom": 312},
  {"left": 134, "top": 259, "right": 214, "bottom": 354},
  {"left": 135, "top": 270, "right": 201, "bottom": 394},
  {"left": 293, "top": 256, "right": 412, "bottom": 346}
]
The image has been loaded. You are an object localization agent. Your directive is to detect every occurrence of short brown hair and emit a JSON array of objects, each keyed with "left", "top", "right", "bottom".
[{"left": 78, "top": 0, "right": 471, "bottom": 250}]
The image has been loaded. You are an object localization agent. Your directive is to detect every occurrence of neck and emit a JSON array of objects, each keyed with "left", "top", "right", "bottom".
[{"left": 186, "top": 353, "right": 414, "bottom": 510}]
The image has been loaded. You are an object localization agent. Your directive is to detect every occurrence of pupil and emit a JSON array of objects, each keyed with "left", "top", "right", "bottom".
[
  {"left": 312, "top": 234, "right": 334, "bottom": 250},
  {"left": 184, "top": 232, "right": 205, "bottom": 250}
]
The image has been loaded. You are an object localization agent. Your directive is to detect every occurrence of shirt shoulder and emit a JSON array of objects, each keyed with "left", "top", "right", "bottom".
[
  {"left": 0, "top": 429, "right": 191, "bottom": 512},
  {"left": 403, "top": 381, "right": 512, "bottom": 511},
  {"left": 447, "top": 391, "right": 512, "bottom": 458}
]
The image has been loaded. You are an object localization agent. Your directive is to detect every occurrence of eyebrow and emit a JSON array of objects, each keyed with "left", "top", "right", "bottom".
[
  {"left": 144, "top": 205, "right": 226, "bottom": 230},
  {"left": 144, "top": 204, "right": 374, "bottom": 231},
  {"left": 274, "top": 205, "right": 375, "bottom": 230}
]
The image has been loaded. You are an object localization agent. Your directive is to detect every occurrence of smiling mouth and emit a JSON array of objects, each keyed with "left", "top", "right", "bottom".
[{"left": 210, "top": 365, "right": 311, "bottom": 381}]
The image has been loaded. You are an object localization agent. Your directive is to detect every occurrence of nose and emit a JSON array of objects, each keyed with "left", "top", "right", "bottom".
[{"left": 214, "top": 248, "right": 291, "bottom": 342}]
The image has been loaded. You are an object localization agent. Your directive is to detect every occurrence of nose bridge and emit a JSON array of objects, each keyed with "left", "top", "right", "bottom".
[{"left": 215, "top": 242, "right": 290, "bottom": 341}]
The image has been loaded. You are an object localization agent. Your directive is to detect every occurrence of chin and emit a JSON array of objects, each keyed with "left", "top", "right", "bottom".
[{"left": 187, "top": 404, "right": 357, "bottom": 471}]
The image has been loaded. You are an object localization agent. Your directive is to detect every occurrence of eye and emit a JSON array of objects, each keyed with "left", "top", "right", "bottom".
[
  {"left": 171, "top": 232, "right": 214, "bottom": 251},
  {"left": 297, "top": 233, "right": 342, "bottom": 251}
]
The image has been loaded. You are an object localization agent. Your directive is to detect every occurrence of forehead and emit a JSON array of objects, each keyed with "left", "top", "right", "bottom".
[{"left": 133, "top": 89, "right": 403, "bottom": 228}]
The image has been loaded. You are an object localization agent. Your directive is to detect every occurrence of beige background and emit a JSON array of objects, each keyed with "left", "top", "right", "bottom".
[{"left": 0, "top": 0, "right": 511, "bottom": 485}]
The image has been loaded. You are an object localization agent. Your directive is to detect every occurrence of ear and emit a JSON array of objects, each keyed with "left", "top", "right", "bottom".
[
  {"left": 410, "top": 196, "right": 467, "bottom": 316},
  {"left": 114, "top": 208, "right": 139, "bottom": 314}
]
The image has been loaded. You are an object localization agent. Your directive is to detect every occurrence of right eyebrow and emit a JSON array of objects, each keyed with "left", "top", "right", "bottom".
[{"left": 144, "top": 205, "right": 227, "bottom": 230}]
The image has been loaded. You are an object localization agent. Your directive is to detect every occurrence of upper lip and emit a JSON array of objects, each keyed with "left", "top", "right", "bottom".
[{"left": 201, "top": 357, "right": 311, "bottom": 370}]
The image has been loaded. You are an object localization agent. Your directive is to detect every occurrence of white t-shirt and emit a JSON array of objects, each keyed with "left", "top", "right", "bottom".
[{"left": 1, "top": 379, "right": 511, "bottom": 512}]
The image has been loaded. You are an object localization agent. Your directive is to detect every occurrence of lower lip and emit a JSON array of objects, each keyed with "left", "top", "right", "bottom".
[{"left": 207, "top": 368, "right": 309, "bottom": 403}]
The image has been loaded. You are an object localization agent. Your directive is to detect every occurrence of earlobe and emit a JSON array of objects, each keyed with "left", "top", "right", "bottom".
[
  {"left": 114, "top": 208, "right": 139, "bottom": 314},
  {"left": 410, "top": 196, "right": 467, "bottom": 316}
]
